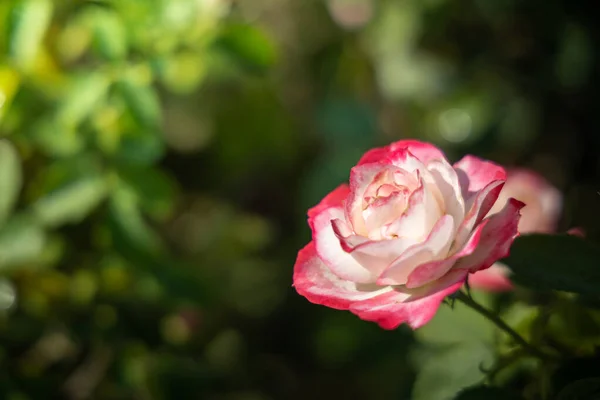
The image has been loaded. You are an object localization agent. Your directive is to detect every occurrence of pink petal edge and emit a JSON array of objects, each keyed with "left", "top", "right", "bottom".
[
  {"left": 454, "top": 155, "right": 507, "bottom": 195},
  {"left": 468, "top": 264, "right": 514, "bottom": 292},
  {"left": 454, "top": 198, "right": 525, "bottom": 273},
  {"left": 358, "top": 139, "right": 448, "bottom": 166},
  {"left": 307, "top": 184, "right": 350, "bottom": 229},
  {"left": 350, "top": 269, "right": 468, "bottom": 329}
]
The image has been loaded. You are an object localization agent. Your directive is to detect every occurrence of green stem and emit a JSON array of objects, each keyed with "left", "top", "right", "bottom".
[{"left": 454, "top": 291, "right": 553, "bottom": 361}]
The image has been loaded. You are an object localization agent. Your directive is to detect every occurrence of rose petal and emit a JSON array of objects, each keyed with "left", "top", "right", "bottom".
[
  {"left": 377, "top": 215, "right": 455, "bottom": 286},
  {"left": 358, "top": 140, "right": 447, "bottom": 166},
  {"left": 487, "top": 168, "right": 562, "bottom": 234},
  {"left": 350, "top": 236, "right": 421, "bottom": 277},
  {"left": 308, "top": 184, "right": 350, "bottom": 230},
  {"left": 405, "top": 216, "right": 491, "bottom": 288},
  {"left": 454, "top": 155, "right": 506, "bottom": 196},
  {"left": 363, "top": 191, "right": 409, "bottom": 239},
  {"left": 349, "top": 269, "right": 467, "bottom": 329},
  {"left": 454, "top": 198, "right": 525, "bottom": 273},
  {"left": 428, "top": 159, "right": 465, "bottom": 226},
  {"left": 346, "top": 163, "right": 403, "bottom": 236},
  {"left": 386, "top": 148, "right": 429, "bottom": 174},
  {"left": 452, "top": 180, "right": 505, "bottom": 252},
  {"left": 467, "top": 263, "right": 514, "bottom": 292},
  {"left": 331, "top": 218, "right": 373, "bottom": 252},
  {"left": 293, "top": 242, "right": 391, "bottom": 309},
  {"left": 313, "top": 206, "right": 375, "bottom": 283},
  {"left": 333, "top": 219, "right": 420, "bottom": 278},
  {"left": 567, "top": 227, "right": 585, "bottom": 237},
  {"left": 386, "top": 178, "right": 443, "bottom": 240}
]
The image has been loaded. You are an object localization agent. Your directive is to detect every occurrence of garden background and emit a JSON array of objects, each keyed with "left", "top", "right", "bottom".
[{"left": 1, "top": 0, "right": 600, "bottom": 399}]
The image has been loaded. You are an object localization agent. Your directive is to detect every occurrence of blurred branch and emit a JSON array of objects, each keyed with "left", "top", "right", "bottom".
[{"left": 63, "top": 345, "right": 113, "bottom": 400}]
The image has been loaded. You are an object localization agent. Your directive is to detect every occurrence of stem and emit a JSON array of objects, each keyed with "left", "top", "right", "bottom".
[{"left": 454, "top": 291, "right": 553, "bottom": 361}]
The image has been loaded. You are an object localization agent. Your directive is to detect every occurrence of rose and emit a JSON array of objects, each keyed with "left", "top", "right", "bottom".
[
  {"left": 293, "top": 140, "right": 524, "bottom": 329},
  {"left": 468, "top": 169, "right": 563, "bottom": 292}
]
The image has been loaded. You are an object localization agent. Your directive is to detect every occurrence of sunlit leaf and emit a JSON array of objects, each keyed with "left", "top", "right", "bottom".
[
  {"left": 31, "top": 118, "right": 85, "bottom": 157},
  {"left": 108, "top": 187, "right": 163, "bottom": 254},
  {"left": 0, "top": 65, "right": 21, "bottom": 121},
  {"left": 118, "top": 75, "right": 161, "bottom": 129},
  {"left": 414, "top": 292, "right": 494, "bottom": 345},
  {"left": 214, "top": 24, "right": 278, "bottom": 74},
  {"left": 31, "top": 175, "right": 108, "bottom": 227},
  {"left": 56, "top": 72, "right": 111, "bottom": 128},
  {"left": 156, "top": 52, "right": 208, "bottom": 93},
  {"left": 0, "top": 140, "right": 22, "bottom": 227},
  {"left": 91, "top": 8, "right": 128, "bottom": 61},
  {"left": 116, "top": 165, "right": 177, "bottom": 220},
  {"left": 0, "top": 215, "right": 46, "bottom": 270},
  {"left": 412, "top": 342, "right": 494, "bottom": 400},
  {"left": 8, "top": 0, "right": 53, "bottom": 70},
  {"left": 114, "top": 128, "right": 165, "bottom": 166}
]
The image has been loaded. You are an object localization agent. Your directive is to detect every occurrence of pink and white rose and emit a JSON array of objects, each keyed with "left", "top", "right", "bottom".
[
  {"left": 293, "top": 140, "right": 524, "bottom": 329},
  {"left": 468, "top": 169, "right": 563, "bottom": 292}
]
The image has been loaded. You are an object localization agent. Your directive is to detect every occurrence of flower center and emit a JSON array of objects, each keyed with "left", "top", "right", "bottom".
[{"left": 361, "top": 170, "right": 419, "bottom": 240}]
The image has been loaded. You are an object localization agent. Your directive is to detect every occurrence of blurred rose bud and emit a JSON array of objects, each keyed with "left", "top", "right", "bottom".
[
  {"left": 469, "top": 169, "right": 564, "bottom": 292},
  {"left": 327, "top": 0, "right": 373, "bottom": 30}
]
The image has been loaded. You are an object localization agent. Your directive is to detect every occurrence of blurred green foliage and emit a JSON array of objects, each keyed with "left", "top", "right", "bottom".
[{"left": 1, "top": 0, "right": 600, "bottom": 399}]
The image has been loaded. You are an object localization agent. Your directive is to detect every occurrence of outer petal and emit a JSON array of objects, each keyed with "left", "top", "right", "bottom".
[
  {"left": 468, "top": 263, "right": 513, "bottom": 292},
  {"left": 567, "top": 227, "right": 585, "bottom": 237},
  {"left": 313, "top": 206, "right": 374, "bottom": 283},
  {"left": 428, "top": 159, "right": 465, "bottom": 226},
  {"left": 405, "top": 216, "right": 491, "bottom": 288},
  {"left": 307, "top": 184, "right": 350, "bottom": 229},
  {"left": 377, "top": 215, "right": 455, "bottom": 286},
  {"left": 452, "top": 180, "right": 505, "bottom": 252},
  {"left": 349, "top": 269, "right": 467, "bottom": 329},
  {"left": 454, "top": 198, "right": 525, "bottom": 273},
  {"left": 293, "top": 242, "right": 391, "bottom": 309},
  {"left": 358, "top": 140, "right": 448, "bottom": 166},
  {"left": 454, "top": 155, "right": 506, "bottom": 195}
]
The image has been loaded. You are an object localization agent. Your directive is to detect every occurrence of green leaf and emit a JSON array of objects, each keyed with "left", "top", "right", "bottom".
[
  {"left": 0, "top": 140, "right": 22, "bottom": 227},
  {"left": 156, "top": 52, "right": 207, "bottom": 93},
  {"left": 57, "top": 72, "right": 111, "bottom": 128},
  {"left": 555, "top": 24, "right": 592, "bottom": 89},
  {"left": 0, "top": 215, "right": 46, "bottom": 270},
  {"left": 502, "top": 234, "right": 600, "bottom": 296},
  {"left": 91, "top": 8, "right": 128, "bottom": 61},
  {"left": 108, "top": 187, "right": 163, "bottom": 254},
  {"left": 118, "top": 76, "right": 161, "bottom": 128},
  {"left": 214, "top": 24, "right": 278, "bottom": 74},
  {"left": 8, "top": 0, "right": 53, "bottom": 70},
  {"left": 557, "top": 378, "right": 600, "bottom": 400},
  {"left": 412, "top": 342, "right": 494, "bottom": 400},
  {"left": 116, "top": 166, "right": 177, "bottom": 220},
  {"left": 31, "top": 118, "right": 85, "bottom": 157},
  {"left": 415, "top": 291, "right": 494, "bottom": 345},
  {"left": 454, "top": 385, "right": 525, "bottom": 400},
  {"left": 31, "top": 175, "right": 107, "bottom": 227},
  {"left": 114, "top": 128, "right": 165, "bottom": 166}
]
